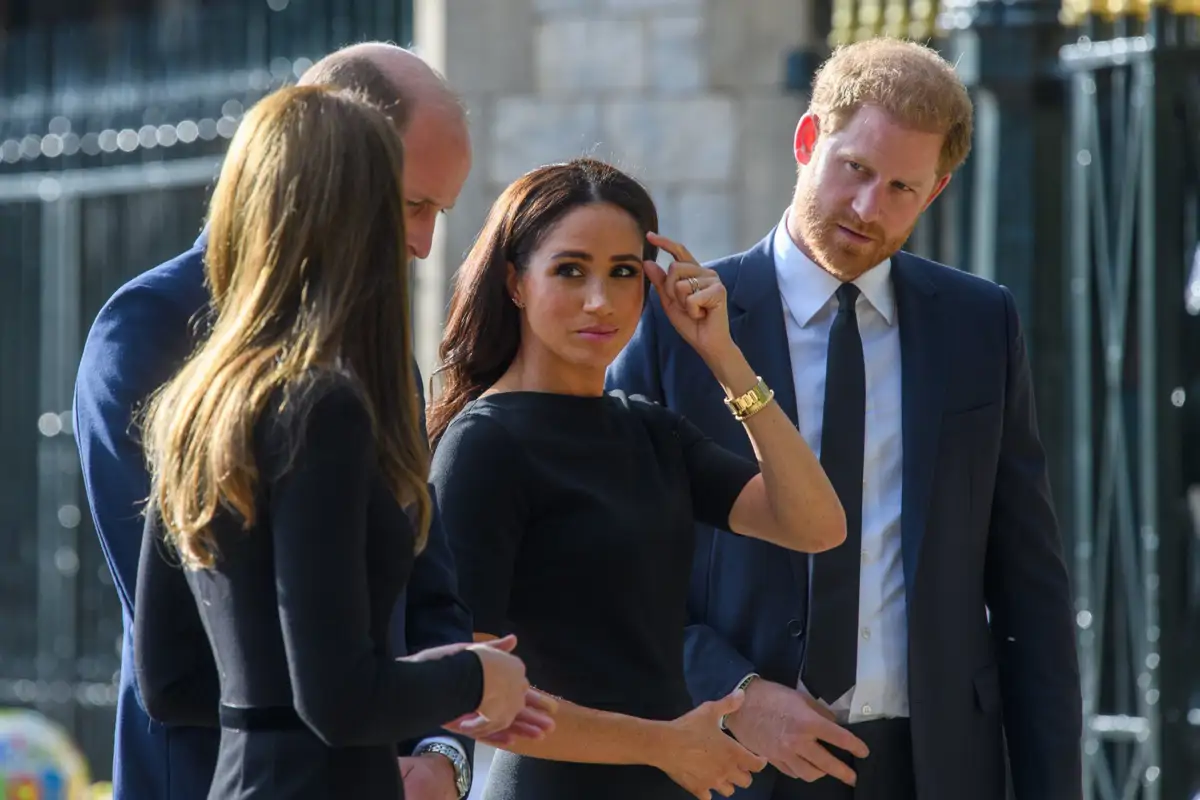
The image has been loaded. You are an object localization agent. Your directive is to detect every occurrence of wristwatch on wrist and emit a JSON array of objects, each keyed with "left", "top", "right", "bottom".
[
  {"left": 719, "top": 673, "right": 761, "bottom": 731},
  {"left": 723, "top": 377, "right": 775, "bottom": 422},
  {"left": 413, "top": 741, "right": 472, "bottom": 799}
]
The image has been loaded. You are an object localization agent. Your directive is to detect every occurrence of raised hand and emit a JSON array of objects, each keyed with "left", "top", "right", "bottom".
[
  {"left": 644, "top": 232, "right": 734, "bottom": 364},
  {"left": 653, "top": 689, "right": 767, "bottom": 799},
  {"left": 723, "top": 679, "right": 869, "bottom": 787}
]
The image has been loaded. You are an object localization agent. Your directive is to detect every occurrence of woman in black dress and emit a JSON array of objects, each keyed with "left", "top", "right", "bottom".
[
  {"left": 426, "top": 158, "right": 848, "bottom": 800},
  {"left": 132, "top": 85, "right": 541, "bottom": 799}
]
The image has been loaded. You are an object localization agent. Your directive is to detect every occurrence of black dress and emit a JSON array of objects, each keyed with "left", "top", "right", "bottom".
[
  {"left": 134, "top": 379, "right": 483, "bottom": 800},
  {"left": 429, "top": 390, "right": 760, "bottom": 800}
]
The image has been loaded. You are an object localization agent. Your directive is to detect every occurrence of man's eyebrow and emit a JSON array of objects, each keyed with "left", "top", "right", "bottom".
[
  {"left": 406, "top": 197, "right": 454, "bottom": 211},
  {"left": 838, "top": 150, "right": 929, "bottom": 190}
]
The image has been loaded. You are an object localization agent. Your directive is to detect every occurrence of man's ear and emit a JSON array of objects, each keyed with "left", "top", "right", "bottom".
[
  {"left": 794, "top": 112, "right": 820, "bottom": 167},
  {"left": 924, "top": 173, "right": 953, "bottom": 210}
]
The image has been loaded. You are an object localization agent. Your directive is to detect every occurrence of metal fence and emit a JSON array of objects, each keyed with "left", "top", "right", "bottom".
[
  {"left": 1060, "top": 9, "right": 1200, "bottom": 798},
  {"left": 0, "top": 0, "right": 413, "bottom": 779}
]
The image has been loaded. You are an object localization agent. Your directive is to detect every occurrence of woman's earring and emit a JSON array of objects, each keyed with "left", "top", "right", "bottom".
[{"left": 511, "top": 296, "right": 524, "bottom": 309}]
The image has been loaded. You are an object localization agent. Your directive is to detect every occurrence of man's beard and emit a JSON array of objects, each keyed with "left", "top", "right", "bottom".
[{"left": 794, "top": 182, "right": 913, "bottom": 280}]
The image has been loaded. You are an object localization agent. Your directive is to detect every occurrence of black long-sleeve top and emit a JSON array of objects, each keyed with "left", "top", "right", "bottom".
[{"left": 134, "top": 378, "right": 483, "bottom": 799}]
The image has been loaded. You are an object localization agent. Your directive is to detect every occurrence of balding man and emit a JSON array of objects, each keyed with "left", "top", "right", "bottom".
[{"left": 75, "top": 44, "right": 478, "bottom": 800}]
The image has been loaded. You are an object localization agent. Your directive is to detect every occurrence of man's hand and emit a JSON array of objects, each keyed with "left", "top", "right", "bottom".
[
  {"left": 724, "top": 679, "right": 870, "bottom": 787},
  {"left": 400, "top": 754, "right": 458, "bottom": 800}
]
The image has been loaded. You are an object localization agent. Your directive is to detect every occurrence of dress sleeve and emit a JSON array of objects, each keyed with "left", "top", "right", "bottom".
[
  {"left": 674, "top": 412, "right": 761, "bottom": 532},
  {"left": 268, "top": 385, "right": 484, "bottom": 748},
  {"left": 429, "top": 412, "right": 529, "bottom": 638}
]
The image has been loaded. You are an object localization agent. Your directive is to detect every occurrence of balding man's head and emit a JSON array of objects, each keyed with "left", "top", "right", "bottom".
[
  {"left": 298, "top": 42, "right": 472, "bottom": 260},
  {"left": 298, "top": 43, "right": 465, "bottom": 132}
]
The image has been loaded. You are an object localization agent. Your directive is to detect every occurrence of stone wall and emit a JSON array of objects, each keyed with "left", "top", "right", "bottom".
[{"left": 413, "top": 0, "right": 819, "bottom": 376}]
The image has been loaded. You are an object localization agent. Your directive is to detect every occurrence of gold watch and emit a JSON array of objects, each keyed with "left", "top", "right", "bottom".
[{"left": 723, "top": 377, "right": 775, "bottom": 422}]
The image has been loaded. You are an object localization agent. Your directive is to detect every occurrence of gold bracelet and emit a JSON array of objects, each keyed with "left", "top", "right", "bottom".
[{"left": 723, "top": 377, "right": 775, "bottom": 422}]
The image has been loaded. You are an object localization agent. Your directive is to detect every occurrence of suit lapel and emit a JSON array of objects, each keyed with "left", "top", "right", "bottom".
[
  {"left": 892, "top": 253, "right": 944, "bottom": 594},
  {"left": 725, "top": 229, "right": 806, "bottom": 592},
  {"left": 727, "top": 229, "right": 799, "bottom": 429}
]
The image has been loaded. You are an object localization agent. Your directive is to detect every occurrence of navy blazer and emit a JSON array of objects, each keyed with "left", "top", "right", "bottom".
[
  {"left": 74, "top": 233, "right": 474, "bottom": 800},
  {"left": 607, "top": 231, "right": 1082, "bottom": 800}
]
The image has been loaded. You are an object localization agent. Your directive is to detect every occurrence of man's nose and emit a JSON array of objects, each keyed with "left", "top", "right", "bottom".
[
  {"left": 408, "top": 220, "right": 435, "bottom": 260},
  {"left": 851, "top": 188, "right": 882, "bottom": 225}
]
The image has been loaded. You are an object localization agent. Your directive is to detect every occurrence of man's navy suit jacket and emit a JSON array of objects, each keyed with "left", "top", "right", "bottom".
[
  {"left": 74, "top": 233, "right": 473, "bottom": 799},
  {"left": 607, "top": 231, "right": 1083, "bottom": 800}
]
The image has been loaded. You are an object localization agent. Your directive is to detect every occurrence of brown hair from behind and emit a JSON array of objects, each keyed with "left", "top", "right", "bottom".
[
  {"left": 141, "top": 84, "right": 430, "bottom": 569},
  {"left": 809, "top": 37, "right": 974, "bottom": 176},
  {"left": 427, "top": 158, "right": 659, "bottom": 448}
]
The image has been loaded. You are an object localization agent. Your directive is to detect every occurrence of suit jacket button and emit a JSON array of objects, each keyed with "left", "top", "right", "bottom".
[{"left": 787, "top": 619, "right": 804, "bottom": 638}]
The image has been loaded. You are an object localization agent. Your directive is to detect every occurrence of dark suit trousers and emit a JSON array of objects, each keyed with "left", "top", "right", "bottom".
[{"left": 772, "top": 719, "right": 915, "bottom": 800}]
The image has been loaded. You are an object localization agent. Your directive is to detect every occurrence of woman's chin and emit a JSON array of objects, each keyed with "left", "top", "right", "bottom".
[{"left": 562, "top": 346, "right": 622, "bottom": 375}]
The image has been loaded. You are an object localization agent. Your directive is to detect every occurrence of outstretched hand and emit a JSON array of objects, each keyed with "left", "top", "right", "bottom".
[
  {"left": 644, "top": 232, "right": 734, "bottom": 364},
  {"left": 428, "top": 636, "right": 558, "bottom": 744},
  {"left": 471, "top": 688, "right": 559, "bottom": 746}
]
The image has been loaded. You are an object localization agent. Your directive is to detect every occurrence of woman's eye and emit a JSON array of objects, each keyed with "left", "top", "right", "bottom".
[
  {"left": 613, "top": 265, "right": 640, "bottom": 278},
  {"left": 555, "top": 264, "right": 584, "bottom": 277}
]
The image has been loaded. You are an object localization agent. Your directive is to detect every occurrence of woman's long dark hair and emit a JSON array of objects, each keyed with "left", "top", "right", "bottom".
[{"left": 427, "top": 157, "right": 658, "bottom": 447}]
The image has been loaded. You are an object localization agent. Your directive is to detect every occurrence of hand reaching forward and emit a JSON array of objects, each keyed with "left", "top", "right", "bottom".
[
  {"left": 404, "top": 635, "right": 555, "bottom": 740},
  {"left": 644, "top": 232, "right": 735, "bottom": 364},
  {"left": 723, "top": 679, "right": 869, "bottom": 787},
  {"left": 405, "top": 638, "right": 559, "bottom": 743},
  {"left": 472, "top": 687, "right": 559, "bottom": 747}
]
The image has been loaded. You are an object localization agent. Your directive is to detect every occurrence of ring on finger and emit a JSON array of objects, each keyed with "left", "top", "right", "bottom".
[{"left": 687, "top": 276, "right": 701, "bottom": 295}]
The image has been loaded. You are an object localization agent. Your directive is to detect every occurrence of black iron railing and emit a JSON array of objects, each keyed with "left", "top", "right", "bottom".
[{"left": 0, "top": 0, "right": 413, "bottom": 780}]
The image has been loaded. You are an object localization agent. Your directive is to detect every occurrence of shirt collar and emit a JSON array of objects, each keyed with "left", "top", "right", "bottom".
[{"left": 772, "top": 211, "right": 896, "bottom": 327}]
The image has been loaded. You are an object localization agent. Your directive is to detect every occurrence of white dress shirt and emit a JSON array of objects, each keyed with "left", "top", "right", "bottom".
[{"left": 772, "top": 215, "right": 909, "bottom": 723}]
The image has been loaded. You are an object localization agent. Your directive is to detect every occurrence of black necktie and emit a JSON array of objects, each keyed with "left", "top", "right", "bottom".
[{"left": 802, "top": 282, "right": 866, "bottom": 704}]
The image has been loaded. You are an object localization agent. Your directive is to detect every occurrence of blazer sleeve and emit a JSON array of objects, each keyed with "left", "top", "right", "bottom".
[
  {"left": 395, "top": 364, "right": 476, "bottom": 758},
  {"left": 984, "top": 287, "right": 1083, "bottom": 799},
  {"left": 133, "top": 514, "right": 220, "bottom": 727},
  {"left": 74, "top": 281, "right": 219, "bottom": 725},
  {"left": 74, "top": 283, "right": 196, "bottom": 625},
  {"left": 607, "top": 300, "right": 759, "bottom": 705},
  {"left": 397, "top": 504, "right": 475, "bottom": 758},
  {"left": 404, "top": 365, "right": 473, "bottom": 656}
]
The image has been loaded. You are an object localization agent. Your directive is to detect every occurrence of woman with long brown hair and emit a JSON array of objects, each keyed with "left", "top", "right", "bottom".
[
  {"left": 132, "top": 84, "right": 536, "bottom": 799},
  {"left": 427, "top": 158, "right": 849, "bottom": 800}
]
